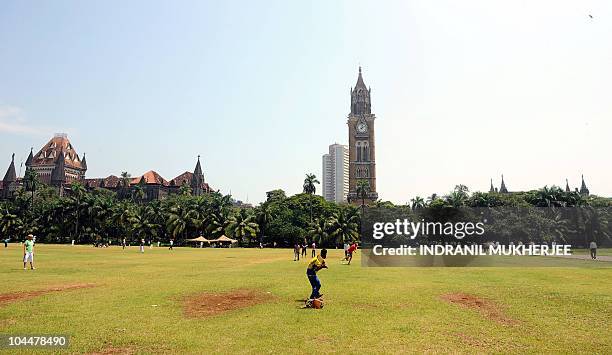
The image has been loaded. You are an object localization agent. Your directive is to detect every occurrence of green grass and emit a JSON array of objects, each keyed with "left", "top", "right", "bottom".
[{"left": 1, "top": 245, "right": 611, "bottom": 354}]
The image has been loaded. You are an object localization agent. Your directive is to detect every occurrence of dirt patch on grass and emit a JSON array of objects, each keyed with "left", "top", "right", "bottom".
[
  {"left": 88, "top": 346, "right": 135, "bottom": 355},
  {"left": 440, "top": 293, "right": 518, "bottom": 325},
  {"left": 183, "top": 289, "right": 275, "bottom": 318},
  {"left": 0, "top": 283, "right": 96, "bottom": 307}
]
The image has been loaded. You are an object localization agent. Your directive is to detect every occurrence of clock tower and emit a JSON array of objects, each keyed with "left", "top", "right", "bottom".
[{"left": 347, "top": 67, "right": 378, "bottom": 204}]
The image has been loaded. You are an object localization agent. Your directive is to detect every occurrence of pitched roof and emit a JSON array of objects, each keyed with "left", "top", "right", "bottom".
[
  {"left": 170, "top": 171, "right": 193, "bottom": 187},
  {"left": 131, "top": 170, "right": 168, "bottom": 186},
  {"left": 2, "top": 153, "right": 17, "bottom": 183},
  {"left": 32, "top": 134, "right": 86, "bottom": 170},
  {"left": 355, "top": 66, "right": 367, "bottom": 89},
  {"left": 25, "top": 148, "right": 33, "bottom": 166},
  {"left": 84, "top": 175, "right": 122, "bottom": 188}
]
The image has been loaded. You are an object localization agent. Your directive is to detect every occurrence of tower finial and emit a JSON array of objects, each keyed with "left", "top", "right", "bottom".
[
  {"left": 198, "top": 154, "right": 200, "bottom": 161},
  {"left": 359, "top": 66, "right": 362, "bottom": 74},
  {"left": 11, "top": 153, "right": 14, "bottom": 162}
]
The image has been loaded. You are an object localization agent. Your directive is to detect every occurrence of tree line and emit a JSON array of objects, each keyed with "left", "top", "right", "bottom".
[{"left": 1, "top": 173, "right": 610, "bottom": 247}]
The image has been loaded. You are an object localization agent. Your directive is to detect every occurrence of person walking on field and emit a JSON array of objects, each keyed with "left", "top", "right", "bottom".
[
  {"left": 23, "top": 234, "right": 35, "bottom": 270},
  {"left": 590, "top": 240, "right": 598, "bottom": 260},
  {"left": 311, "top": 241, "right": 316, "bottom": 258},
  {"left": 169, "top": 238, "right": 174, "bottom": 250},
  {"left": 293, "top": 243, "right": 300, "bottom": 261},
  {"left": 306, "top": 249, "right": 328, "bottom": 300},
  {"left": 301, "top": 242, "right": 307, "bottom": 257},
  {"left": 139, "top": 238, "right": 145, "bottom": 253},
  {"left": 122, "top": 238, "right": 126, "bottom": 250}
]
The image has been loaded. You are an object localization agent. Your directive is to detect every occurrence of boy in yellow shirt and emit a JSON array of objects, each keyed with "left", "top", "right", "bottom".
[{"left": 306, "top": 249, "right": 328, "bottom": 300}]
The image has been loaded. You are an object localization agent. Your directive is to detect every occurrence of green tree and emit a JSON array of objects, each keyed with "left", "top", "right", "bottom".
[{"left": 23, "top": 169, "right": 40, "bottom": 210}]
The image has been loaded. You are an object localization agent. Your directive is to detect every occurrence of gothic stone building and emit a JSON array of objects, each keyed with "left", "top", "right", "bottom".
[{"left": 1, "top": 134, "right": 211, "bottom": 201}]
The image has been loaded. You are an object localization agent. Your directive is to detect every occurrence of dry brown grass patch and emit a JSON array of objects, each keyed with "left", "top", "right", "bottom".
[
  {"left": 0, "top": 283, "right": 96, "bottom": 307},
  {"left": 440, "top": 293, "right": 518, "bottom": 325},
  {"left": 183, "top": 289, "right": 274, "bottom": 318},
  {"left": 88, "top": 346, "right": 135, "bottom": 355}
]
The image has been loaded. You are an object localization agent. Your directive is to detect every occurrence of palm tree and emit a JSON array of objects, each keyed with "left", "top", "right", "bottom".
[
  {"left": 227, "top": 209, "right": 259, "bottom": 245},
  {"left": 356, "top": 179, "right": 370, "bottom": 208},
  {"left": 328, "top": 209, "right": 359, "bottom": 246},
  {"left": 120, "top": 171, "right": 131, "bottom": 199},
  {"left": 132, "top": 185, "right": 145, "bottom": 203},
  {"left": 0, "top": 210, "right": 23, "bottom": 241},
  {"left": 179, "top": 184, "right": 192, "bottom": 196},
  {"left": 303, "top": 173, "right": 320, "bottom": 222},
  {"left": 308, "top": 217, "right": 330, "bottom": 245},
  {"left": 23, "top": 169, "right": 40, "bottom": 210},
  {"left": 70, "top": 182, "right": 87, "bottom": 242},
  {"left": 167, "top": 204, "right": 197, "bottom": 240},
  {"left": 303, "top": 174, "right": 319, "bottom": 195},
  {"left": 256, "top": 203, "right": 274, "bottom": 244},
  {"left": 410, "top": 196, "right": 425, "bottom": 210},
  {"left": 129, "top": 206, "right": 158, "bottom": 241}
]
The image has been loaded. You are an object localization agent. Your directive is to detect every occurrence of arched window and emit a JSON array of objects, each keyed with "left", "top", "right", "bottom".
[
  {"left": 356, "top": 142, "right": 362, "bottom": 162},
  {"left": 363, "top": 142, "right": 369, "bottom": 161}
]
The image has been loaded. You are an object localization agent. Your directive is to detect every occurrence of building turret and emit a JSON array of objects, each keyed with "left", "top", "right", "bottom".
[
  {"left": 2, "top": 153, "right": 17, "bottom": 183},
  {"left": 499, "top": 174, "right": 508, "bottom": 193},
  {"left": 81, "top": 153, "right": 87, "bottom": 170},
  {"left": 489, "top": 178, "right": 495, "bottom": 193},
  {"left": 350, "top": 67, "right": 371, "bottom": 115},
  {"left": 565, "top": 178, "right": 570, "bottom": 192},
  {"left": 191, "top": 155, "right": 205, "bottom": 196},
  {"left": 579, "top": 175, "right": 590, "bottom": 196},
  {"left": 25, "top": 148, "right": 33, "bottom": 169},
  {"left": 1, "top": 153, "right": 18, "bottom": 199}
]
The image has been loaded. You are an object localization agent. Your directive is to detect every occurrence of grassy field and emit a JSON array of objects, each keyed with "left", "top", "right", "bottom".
[{"left": 1, "top": 245, "right": 611, "bottom": 354}]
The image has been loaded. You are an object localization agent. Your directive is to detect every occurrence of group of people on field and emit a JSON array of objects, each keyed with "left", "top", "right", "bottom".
[{"left": 293, "top": 241, "right": 317, "bottom": 261}]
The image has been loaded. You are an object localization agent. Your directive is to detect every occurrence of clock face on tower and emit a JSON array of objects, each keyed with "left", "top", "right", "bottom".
[{"left": 356, "top": 122, "right": 368, "bottom": 133}]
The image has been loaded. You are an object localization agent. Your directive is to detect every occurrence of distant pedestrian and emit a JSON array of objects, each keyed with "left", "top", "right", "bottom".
[
  {"left": 140, "top": 239, "right": 145, "bottom": 253},
  {"left": 23, "top": 234, "right": 35, "bottom": 270},
  {"left": 169, "top": 238, "right": 174, "bottom": 250},
  {"left": 301, "top": 242, "right": 307, "bottom": 257},
  {"left": 311, "top": 241, "right": 316, "bottom": 258},
  {"left": 343, "top": 242, "right": 349, "bottom": 258},
  {"left": 590, "top": 241, "right": 598, "bottom": 260},
  {"left": 122, "top": 238, "right": 126, "bottom": 250},
  {"left": 71, "top": 239, "right": 75, "bottom": 246},
  {"left": 294, "top": 243, "right": 300, "bottom": 261},
  {"left": 3, "top": 238, "right": 8, "bottom": 248}
]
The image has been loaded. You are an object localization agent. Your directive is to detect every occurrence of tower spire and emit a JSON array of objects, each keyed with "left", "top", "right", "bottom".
[
  {"left": 499, "top": 174, "right": 508, "bottom": 193},
  {"left": 565, "top": 178, "right": 570, "bottom": 192},
  {"left": 351, "top": 66, "right": 371, "bottom": 115},
  {"left": 579, "top": 174, "right": 589, "bottom": 196},
  {"left": 2, "top": 153, "right": 17, "bottom": 183},
  {"left": 191, "top": 155, "right": 205, "bottom": 196}
]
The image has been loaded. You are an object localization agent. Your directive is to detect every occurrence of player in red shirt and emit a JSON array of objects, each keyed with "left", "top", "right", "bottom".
[{"left": 344, "top": 242, "right": 358, "bottom": 265}]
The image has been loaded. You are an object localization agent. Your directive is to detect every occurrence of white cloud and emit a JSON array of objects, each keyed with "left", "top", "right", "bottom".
[{"left": 0, "top": 104, "right": 50, "bottom": 136}]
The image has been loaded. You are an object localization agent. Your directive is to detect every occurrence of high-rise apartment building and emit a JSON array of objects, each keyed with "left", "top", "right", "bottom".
[{"left": 322, "top": 143, "right": 349, "bottom": 203}]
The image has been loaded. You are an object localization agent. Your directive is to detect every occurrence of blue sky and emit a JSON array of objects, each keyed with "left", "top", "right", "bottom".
[{"left": 1, "top": 0, "right": 611, "bottom": 203}]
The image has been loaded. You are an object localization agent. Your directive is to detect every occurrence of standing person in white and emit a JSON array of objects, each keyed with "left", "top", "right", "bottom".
[
  {"left": 23, "top": 234, "right": 35, "bottom": 270},
  {"left": 139, "top": 239, "right": 145, "bottom": 253}
]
